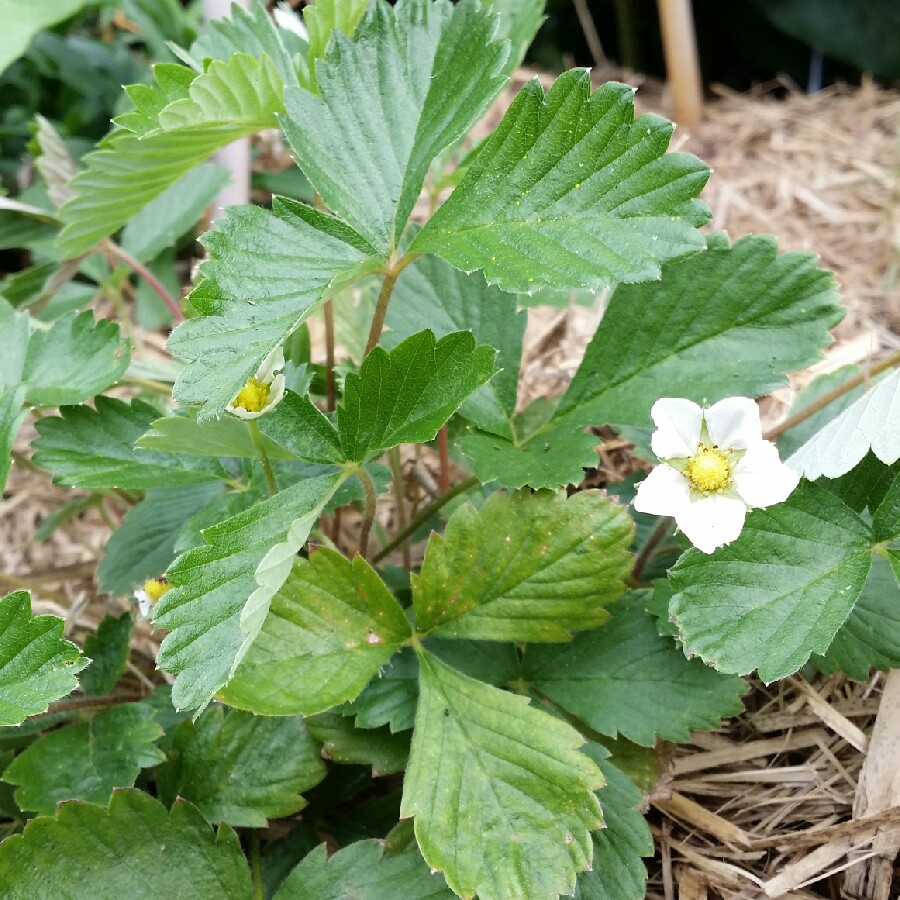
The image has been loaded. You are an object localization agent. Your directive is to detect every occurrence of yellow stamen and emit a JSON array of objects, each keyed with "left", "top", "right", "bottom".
[
  {"left": 685, "top": 445, "right": 732, "bottom": 493},
  {"left": 232, "top": 377, "right": 270, "bottom": 413},
  {"left": 143, "top": 578, "right": 171, "bottom": 602}
]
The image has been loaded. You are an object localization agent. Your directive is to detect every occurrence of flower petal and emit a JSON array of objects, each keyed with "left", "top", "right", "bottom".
[
  {"left": 135, "top": 590, "right": 152, "bottom": 618},
  {"left": 704, "top": 397, "right": 762, "bottom": 449},
  {"left": 634, "top": 464, "right": 691, "bottom": 517},
  {"left": 255, "top": 345, "right": 285, "bottom": 383},
  {"left": 732, "top": 440, "right": 800, "bottom": 508},
  {"left": 226, "top": 402, "right": 263, "bottom": 420},
  {"left": 650, "top": 398, "right": 703, "bottom": 459},
  {"left": 675, "top": 494, "right": 747, "bottom": 554},
  {"left": 262, "top": 373, "right": 286, "bottom": 413}
]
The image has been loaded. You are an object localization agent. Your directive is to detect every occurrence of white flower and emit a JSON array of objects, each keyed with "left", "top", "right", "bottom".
[
  {"left": 225, "top": 346, "right": 286, "bottom": 419},
  {"left": 134, "top": 589, "right": 152, "bottom": 618},
  {"left": 633, "top": 397, "right": 799, "bottom": 554},
  {"left": 134, "top": 577, "right": 171, "bottom": 618}
]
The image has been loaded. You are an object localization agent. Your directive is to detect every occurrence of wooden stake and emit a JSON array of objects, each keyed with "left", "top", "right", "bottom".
[{"left": 656, "top": 0, "right": 704, "bottom": 126}]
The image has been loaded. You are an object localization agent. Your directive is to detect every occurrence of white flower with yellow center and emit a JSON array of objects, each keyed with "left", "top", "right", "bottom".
[
  {"left": 134, "top": 577, "right": 171, "bottom": 618},
  {"left": 633, "top": 397, "right": 799, "bottom": 554},
  {"left": 226, "top": 346, "right": 286, "bottom": 420}
]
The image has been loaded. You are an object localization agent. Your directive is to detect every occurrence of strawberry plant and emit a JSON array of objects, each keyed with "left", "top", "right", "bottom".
[{"left": 1, "top": 1, "right": 898, "bottom": 898}]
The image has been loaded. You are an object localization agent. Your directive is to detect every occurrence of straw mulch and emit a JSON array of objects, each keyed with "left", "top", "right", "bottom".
[{"left": 3, "top": 70, "right": 900, "bottom": 900}]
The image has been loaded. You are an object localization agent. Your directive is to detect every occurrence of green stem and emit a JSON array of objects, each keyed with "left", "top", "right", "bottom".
[
  {"left": 631, "top": 515, "right": 674, "bottom": 583},
  {"left": 364, "top": 253, "right": 417, "bottom": 355},
  {"left": 764, "top": 348, "right": 900, "bottom": 442},
  {"left": 102, "top": 239, "right": 184, "bottom": 322},
  {"left": 247, "top": 420, "right": 278, "bottom": 496},
  {"left": 388, "top": 447, "right": 411, "bottom": 569},
  {"left": 373, "top": 474, "right": 479, "bottom": 563},
  {"left": 357, "top": 467, "right": 378, "bottom": 558},
  {"left": 251, "top": 832, "right": 264, "bottom": 900}
]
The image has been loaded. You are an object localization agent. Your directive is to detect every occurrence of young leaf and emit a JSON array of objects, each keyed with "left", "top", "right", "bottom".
[
  {"left": 341, "top": 647, "right": 419, "bottom": 733},
  {"left": 97, "top": 484, "right": 223, "bottom": 597},
  {"left": 0, "top": 591, "right": 86, "bottom": 726},
  {"left": 306, "top": 713, "right": 410, "bottom": 777},
  {"left": 670, "top": 481, "right": 874, "bottom": 682},
  {"left": 219, "top": 549, "right": 411, "bottom": 716},
  {"left": 0, "top": 789, "right": 251, "bottom": 898},
  {"left": 522, "top": 592, "right": 747, "bottom": 745},
  {"left": 58, "top": 52, "right": 286, "bottom": 256},
  {"left": 2, "top": 703, "right": 165, "bottom": 815},
  {"left": 384, "top": 253, "right": 526, "bottom": 438},
  {"left": 283, "top": 0, "right": 509, "bottom": 253},
  {"left": 275, "top": 841, "right": 454, "bottom": 900},
  {"left": 33, "top": 398, "right": 228, "bottom": 489},
  {"left": 155, "top": 472, "right": 344, "bottom": 711},
  {"left": 168, "top": 199, "right": 379, "bottom": 420},
  {"left": 788, "top": 368, "right": 900, "bottom": 480},
  {"left": 575, "top": 745, "right": 652, "bottom": 900},
  {"left": 401, "top": 650, "right": 604, "bottom": 900},
  {"left": 412, "top": 489, "right": 633, "bottom": 641},
  {"left": 156, "top": 705, "right": 325, "bottom": 827},
  {"left": 411, "top": 69, "right": 710, "bottom": 293},
  {"left": 556, "top": 233, "right": 843, "bottom": 430},
  {"left": 814, "top": 555, "right": 900, "bottom": 679},
  {"left": 296, "top": 0, "right": 370, "bottom": 93},
  {"left": 81, "top": 612, "right": 134, "bottom": 696}
]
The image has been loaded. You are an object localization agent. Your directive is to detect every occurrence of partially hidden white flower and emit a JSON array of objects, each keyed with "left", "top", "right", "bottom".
[
  {"left": 633, "top": 397, "right": 799, "bottom": 554},
  {"left": 226, "top": 346, "right": 286, "bottom": 420},
  {"left": 134, "top": 577, "right": 171, "bottom": 618}
]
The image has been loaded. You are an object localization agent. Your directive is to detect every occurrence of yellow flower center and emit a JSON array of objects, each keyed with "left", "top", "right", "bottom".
[
  {"left": 143, "top": 578, "right": 171, "bottom": 602},
  {"left": 685, "top": 445, "right": 732, "bottom": 493},
  {"left": 232, "top": 377, "right": 270, "bottom": 413}
]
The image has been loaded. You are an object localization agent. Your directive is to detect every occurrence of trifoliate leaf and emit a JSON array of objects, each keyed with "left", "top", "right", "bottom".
[
  {"left": 97, "top": 484, "right": 223, "bottom": 597},
  {"left": 306, "top": 713, "right": 410, "bottom": 777},
  {"left": 33, "top": 398, "right": 228, "bottom": 489},
  {"left": 575, "top": 745, "right": 652, "bottom": 900},
  {"left": 458, "top": 419, "right": 599, "bottom": 489},
  {"left": 58, "top": 52, "right": 286, "bottom": 256},
  {"left": 788, "top": 368, "right": 900, "bottom": 480},
  {"left": 556, "top": 233, "right": 843, "bottom": 430},
  {"left": 401, "top": 650, "right": 604, "bottom": 900},
  {"left": 523, "top": 592, "right": 747, "bottom": 745},
  {"left": 0, "top": 591, "right": 86, "bottom": 726},
  {"left": 0, "top": 789, "right": 251, "bottom": 898},
  {"left": 341, "top": 647, "right": 419, "bottom": 733},
  {"left": 276, "top": 841, "right": 454, "bottom": 900},
  {"left": 283, "top": 0, "right": 508, "bottom": 254},
  {"left": 0, "top": 386, "right": 25, "bottom": 494},
  {"left": 412, "top": 489, "right": 633, "bottom": 641},
  {"left": 411, "top": 70, "right": 710, "bottom": 293},
  {"left": 2, "top": 703, "right": 165, "bottom": 815},
  {"left": 155, "top": 472, "right": 344, "bottom": 711},
  {"left": 295, "top": 0, "right": 369, "bottom": 93},
  {"left": 384, "top": 253, "right": 525, "bottom": 437},
  {"left": 219, "top": 549, "right": 411, "bottom": 715},
  {"left": 168, "top": 199, "right": 379, "bottom": 420},
  {"left": 670, "top": 481, "right": 873, "bottom": 682},
  {"left": 814, "top": 555, "right": 900, "bottom": 679},
  {"left": 80, "top": 612, "right": 133, "bottom": 696},
  {"left": 156, "top": 704, "right": 325, "bottom": 827}
]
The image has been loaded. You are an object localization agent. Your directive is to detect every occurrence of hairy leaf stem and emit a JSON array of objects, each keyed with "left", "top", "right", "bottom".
[
  {"left": 102, "top": 240, "right": 184, "bottom": 322},
  {"left": 356, "top": 467, "right": 378, "bottom": 558},
  {"left": 631, "top": 515, "right": 674, "bottom": 583},
  {"left": 364, "top": 253, "right": 417, "bottom": 355},
  {"left": 247, "top": 420, "right": 278, "bottom": 496},
  {"left": 388, "top": 447, "right": 411, "bottom": 569}
]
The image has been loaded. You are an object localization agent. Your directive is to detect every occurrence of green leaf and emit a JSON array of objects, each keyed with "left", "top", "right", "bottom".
[
  {"left": 0, "top": 591, "right": 87, "bottom": 726},
  {"left": 458, "top": 419, "right": 599, "bottom": 489},
  {"left": 219, "top": 549, "right": 411, "bottom": 715},
  {"left": 384, "top": 253, "right": 526, "bottom": 438},
  {"left": 575, "top": 746, "right": 652, "bottom": 900},
  {"left": 139, "top": 411, "right": 298, "bottom": 459},
  {"left": 120, "top": 163, "right": 229, "bottom": 263},
  {"left": 155, "top": 472, "right": 344, "bottom": 711},
  {"left": 486, "top": 0, "right": 546, "bottom": 73},
  {"left": 872, "top": 465, "right": 900, "bottom": 541},
  {"left": 0, "top": 386, "right": 26, "bottom": 494},
  {"left": 97, "top": 484, "right": 224, "bottom": 597},
  {"left": 342, "top": 647, "right": 419, "bottom": 733},
  {"left": 411, "top": 70, "right": 710, "bottom": 293},
  {"left": 402, "top": 650, "right": 604, "bottom": 900},
  {"left": 81, "top": 613, "right": 133, "bottom": 696},
  {"left": 523, "top": 592, "right": 746, "bottom": 745},
  {"left": 276, "top": 841, "right": 454, "bottom": 900},
  {"left": 788, "top": 368, "right": 900, "bottom": 479},
  {"left": 33, "top": 398, "right": 228, "bottom": 489},
  {"left": 670, "top": 481, "right": 874, "bottom": 682},
  {"left": 168, "top": 199, "right": 378, "bottom": 420},
  {"left": 0, "top": 0, "right": 87, "bottom": 76},
  {"left": 296, "top": 0, "right": 369, "bottom": 93},
  {"left": 283, "top": 0, "right": 509, "bottom": 254},
  {"left": 412, "top": 489, "right": 633, "bottom": 641},
  {"left": 58, "top": 51, "right": 286, "bottom": 256},
  {"left": 0, "top": 789, "right": 251, "bottom": 898},
  {"left": 556, "top": 233, "right": 843, "bottom": 430},
  {"left": 822, "top": 453, "right": 899, "bottom": 514},
  {"left": 157, "top": 704, "right": 325, "bottom": 827},
  {"left": 306, "top": 713, "right": 410, "bottom": 777},
  {"left": 2, "top": 703, "right": 165, "bottom": 815},
  {"left": 814, "top": 554, "right": 900, "bottom": 679}
]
